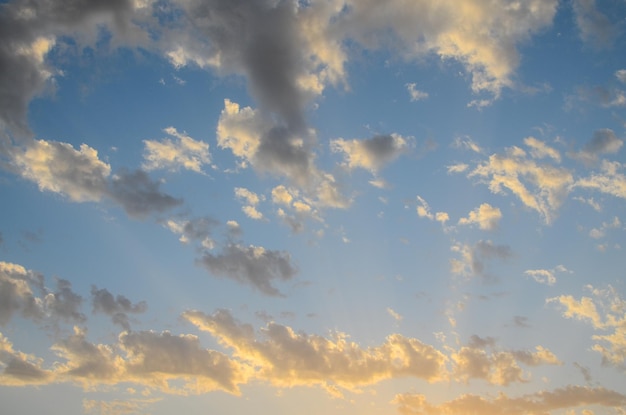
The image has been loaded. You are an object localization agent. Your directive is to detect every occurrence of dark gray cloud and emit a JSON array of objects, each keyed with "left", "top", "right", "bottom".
[
  {"left": 572, "top": 129, "right": 624, "bottom": 166},
  {"left": 0, "top": 262, "right": 45, "bottom": 325},
  {"left": 107, "top": 169, "right": 183, "bottom": 218},
  {"left": 198, "top": 243, "right": 297, "bottom": 296},
  {"left": 45, "top": 278, "right": 85, "bottom": 323},
  {"left": 0, "top": 0, "right": 139, "bottom": 137},
  {"left": 91, "top": 286, "right": 147, "bottom": 331}
]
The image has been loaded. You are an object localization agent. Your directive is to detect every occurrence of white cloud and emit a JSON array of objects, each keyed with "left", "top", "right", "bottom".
[
  {"left": 467, "top": 143, "right": 574, "bottom": 224},
  {"left": 549, "top": 285, "right": 626, "bottom": 367},
  {"left": 331, "top": 133, "right": 410, "bottom": 172},
  {"left": 341, "top": 0, "right": 558, "bottom": 100},
  {"left": 405, "top": 83, "right": 428, "bottom": 102},
  {"left": 458, "top": 203, "right": 502, "bottom": 231},
  {"left": 13, "top": 140, "right": 110, "bottom": 202},
  {"left": 524, "top": 264, "right": 570, "bottom": 286},
  {"left": 142, "top": 127, "right": 210, "bottom": 173}
]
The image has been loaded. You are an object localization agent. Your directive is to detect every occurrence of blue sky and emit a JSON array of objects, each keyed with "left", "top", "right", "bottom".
[{"left": 1, "top": 1, "right": 626, "bottom": 414}]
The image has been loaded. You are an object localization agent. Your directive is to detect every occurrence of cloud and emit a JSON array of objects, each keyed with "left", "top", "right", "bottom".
[
  {"left": 12, "top": 140, "right": 111, "bottom": 202},
  {"left": 387, "top": 307, "right": 403, "bottom": 322},
  {"left": 50, "top": 326, "right": 247, "bottom": 395},
  {"left": 524, "top": 137, "right": 561, "bottom": 162},
  {"left": 142, "top": 127, "right": 211, "bottom": 173},
  {"left": 108, "top": 169, "right": 182, "bottom": 218},
  {"left": 83, "top": 398, "right": 159, "bottom": 415},
  {"left": 451, "top": 335, "right": 561, "bottom": 386},
  {"left": 406, "top": 83, "right": 428, "bottom": 102},
  {"left": 0, "top": 0, "right": 145, "bottom": 136},
  {"left": 331, "top": 133, "right": 410, "bottom": 173},
  {"left": 524, "top": 264, "right": 570, "bottom": 286},
  {"left": 340, "top": 0, "right": 558, "bottom": 100},
  {"left": 162, "top": 215, "right": 217, "bottom": 249},
  {"left": 450, "top": 240, "right": 513, "bottom": 281},
  {"left": 575, "top": 160, "right": 626, "bottom": 200},
  {"left": 0, "top": 332, "right": 52, "bottom": 386},
  {"left": 416, "top": 196, "right": 449, "bottom": 227},
  {"left": 216, "top": 99, "right": 349, "bottom": 208},
  {"left": 91, "top": 287, "right": 147, "bottom": 331},
  {"left": 198, "top": 244, "right": 297, "bottom": 296},
  {"left": 458, "top": 203, "right": 502, "bottom": 231},
  {"left": 0, "top": 261, "right": 45, "bottom": 325},
  {"left": 11, "top": 139, "right": 182, "bottom": 218},
  {"left": 183, "top": 309, "right": 448, "bottom": 394},
  {"left": 0, "top": 261, "right": 85, "bottom": 326},
  {"left": 235, "top": 187, "right": 265, "bottom": 220},
  {"left": 394, "top": 385, "right": 626, "bottom": 415},
  {"left": 549, "top": 285, "right": 626, "bottom": 367},
  {"left": 572, "top": 0, "right": 617, "bottom": 48},
  {"left": 467, "top": 142, "right": 574, "bottom": 224},
  {"left": 571, "top": 129, "right": 624, "bottom": 166}
]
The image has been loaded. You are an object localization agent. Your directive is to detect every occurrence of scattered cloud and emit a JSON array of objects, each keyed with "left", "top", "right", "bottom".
[
  {"left": 142, "top": 127, "right": 211, "bottom": 173},
  {"left": 394, "top": 385, "right": 626, "bottom": 415},
  {"left": 405, "top": 83, "right": 428, "bottom": 102},
  {"left": 572, "top": 0, "right": 617, "bottom": 48},
  {"left": 91, "top": 287, "right": 147, "bottom": 331},
  {"left": 549, "top": 285, "right": 626, "bottom": 367},
  {"left": 197, "top": 244, "right": 297, "bottom": 296},
  {"left": 331, "top": 133, "right": 411, "bottom": 173},
  {"left": 524, "top": 264, "right": 571, "bottom": 286},
  {"left": 458, "top": 203, "right": 502, "bottom": 231}
]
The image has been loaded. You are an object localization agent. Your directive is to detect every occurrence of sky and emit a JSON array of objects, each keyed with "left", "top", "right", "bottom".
[{"left": 0, "top": 0, "right": 626, "bottom": 414}]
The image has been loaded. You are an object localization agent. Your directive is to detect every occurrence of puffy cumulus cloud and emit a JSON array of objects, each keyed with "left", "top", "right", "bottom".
[
  {"left": 0, "top": 0, "right": 148, "bottom": 136},
  {"left": 0, "top": 261, "right": 45, "bottom": 325},
  {"left": 162, "top": 215, "right": 217, "bottom": 249},
  {"left": 339, "top": 0, "right": 558, "bottom": 100},
  {"left": 549, "top": 285, "right": 626, "bottom": 367},
  {"left": 183, "top": 309, "right": 448, "bottom": 395},
  {"left": 165, "top": 0, "right": 342, "bottom": 133},
  {"left": 458, "top": 203, "right": 502, "bottom": 231},
  {"left": 117, "top": 330, "right": 247, "bottom": 394},
  {"left": 451, "top": 335, "right": 561, "bottom": 386},
  {"left": 330, "top": 133, "right": 411, "bottom": 173},
  {"left": 393, "top": 385, "right": 626, "bottom": 415},
  {"left": 572, "top": 0, "right": 617, "bottom": 48},
  {"left": 198, "top": 244, "right": 297, "bottom": 296},
  {"left": 0, "top": 261, "right": 85, "bottom": 326},
  {"left": 572, "top": 129, "right": 624, "bottom": 166},
  {"left": 271, "top": 185, "right": 322, "bottom": 233},
  {"left": 11, "top": 139, "right": 182, "bottom": 218},
  {"left": 91, "top": 287, "right": 147, "bottom": 331},
  {"left": 216, "top": 100, "right": 350, "bottom": 208},
  {"left": 576, "top": 160, "right": 626, "bottom": 200},
  {"left": 108, "top": 169, "right": 182, "bottom": 218},
  {"left": 0, "top": 332, "right": 52, "bottom": 386},
  {"left": 50, "top": 326, "right": 247, "bottom": 394},
  {"left": 524, "top": 264, "right": 570, "bottom": 286},
  {"left": 12, "top": 140, "right": 111, "bottom": 202},
  {"left": 142, "top": 127, "right": 211, "bottom": 173},
  {"left": 450, "top": 240, "right": 512, "bottom": 281},
  {"left": 465, "top": 142, "right": 574, "bottom": 224}
]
